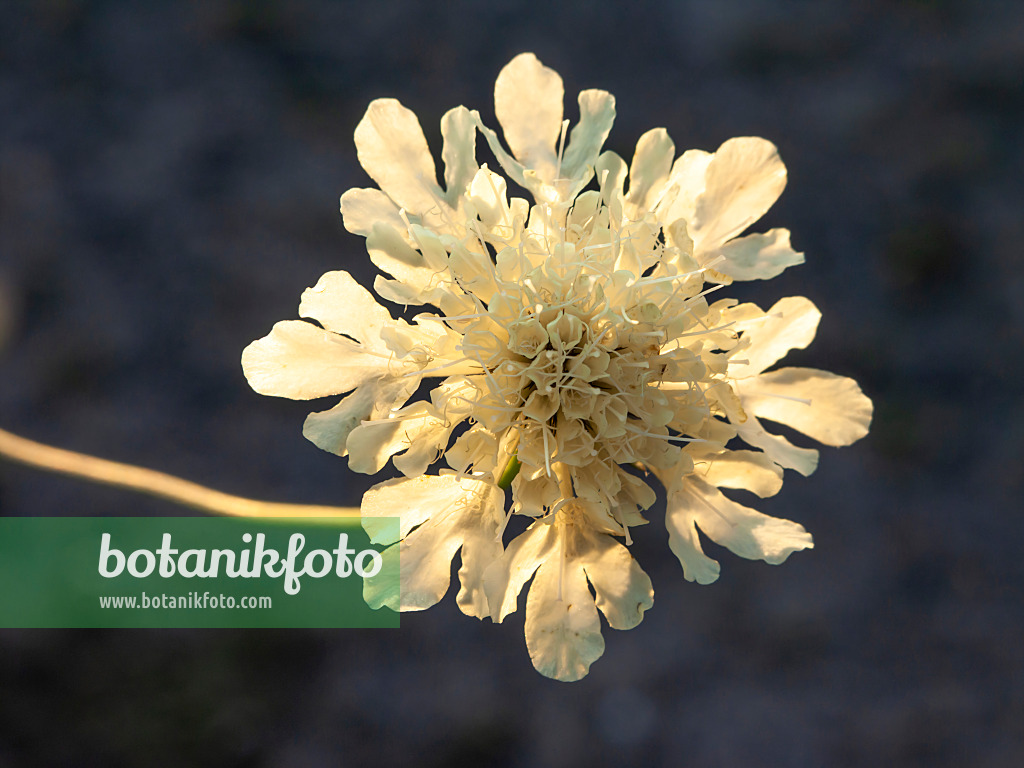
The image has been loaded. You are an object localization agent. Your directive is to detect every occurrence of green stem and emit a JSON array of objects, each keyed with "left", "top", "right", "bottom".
[{"left": 497, "top": 453, "right": 522, "bottom": 490}]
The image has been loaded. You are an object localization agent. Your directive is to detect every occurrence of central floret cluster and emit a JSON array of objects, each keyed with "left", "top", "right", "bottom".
[
  {"left": 242, "top": 53, "right": 872, "bottom": 681},
  {"left": 451, "top": 207, "right": 712, "bottom": 538}
]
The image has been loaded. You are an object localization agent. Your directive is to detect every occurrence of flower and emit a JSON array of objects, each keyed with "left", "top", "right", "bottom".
[{"left": 242, "top": 53, "right": 872, "bottom": 681}]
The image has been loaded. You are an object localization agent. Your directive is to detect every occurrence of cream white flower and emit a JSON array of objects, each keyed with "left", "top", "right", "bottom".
[{"left": 242, "top": 53, "right": 872, "bottom": 681}]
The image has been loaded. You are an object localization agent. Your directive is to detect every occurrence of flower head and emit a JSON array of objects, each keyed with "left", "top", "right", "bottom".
[{"left": 242, "top": 53, "right": 872, "bottom": 681}]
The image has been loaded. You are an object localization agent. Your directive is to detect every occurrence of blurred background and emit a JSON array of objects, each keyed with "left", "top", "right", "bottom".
[{"left": 1, "top": 0, "right": 1022, "bottom": 765}]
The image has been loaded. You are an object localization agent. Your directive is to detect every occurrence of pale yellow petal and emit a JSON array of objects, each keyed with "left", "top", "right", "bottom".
[
  {"left": 737, "top": 413, "right": 820, "bottom": 476},
  {"left": 692, "top": 448, "right": 784, "bottom": 498},
  {"left": 298, "top": 270, "right": 394, "bottom": 342},
  {"left": 354, "top": 98, "right": 444, "bottom": 215},
  {"left": 303, "top": 388, "right": 377, "bottom": 457},
  {"left": 626, "top": 128, "right": 675, "bottom": 214},
  {"left": 691, "top": 137, "right": 787, "bottom": 252},
  {"left": 579, "top": 526, "right": 653, "bottom": 630},
  {"left": 711, "top": 382, "right": 820, "bottom": 476},
  {"left": 468, "top": 166, "right": 514, "bottom": 231},
  {"left": 455, "top": 515, "right": 505, "bottom": 619},
  {"left": 440, "top": 105, "right": 478, "bottom": 205},
  {"left": 302, "top": 376, "right": 418, "bottom": 457},
  {"left": 483, "top": 520, "right": 557, "bottom": 622},
  {"left": 374, "top": 476, "right": 500, "bottom": 612},
  {"left": 524, "top": 554, "right": 604, "bottom": 682},
  {"left": 712, "top": 228, "right": 805, "bottom": 281},
  {"left": 664, "top": 482, "right": 722, "bottom": 585},
  {"left": 362, "top": 476, "right": 503, "bottom": 613},
  {"left": 339, "top": 188, "right": 408, "bottom": 241},
  {"left": 560, "top": 89, "right": 616, "bottom": 182},
  {"left": 360, "top": 474, "right": 452, "bottom": 544},
  {"left": 494, "top": 53, "right": 563, "bottom": 179},
  {"left": 363, "top": 542, "right": 400, "bottom": 611},
  {"left": 365, "top": 223, "right": 441, "bottom": 306},
  {"left": 473, "top": 117, "right": 531, "bottom": 199},
  {"left": 241, "top": 320, "right": 393, "bottom": 399},
  {"left": 346, "top": 402, "right": 450, "bottom": 476},
  {"left": 682, "top": 477, "right": 813, "bottom": 564},
  {"left": 384, "top": 316, "right": 467, "bottom": 372},
  {"left": 594, "top": 150, "right": 627, "bottom": 226},
  {"left": 654, "top": 148, "right": 713, "bottom": 229},
  {"left": 739, "top": 367, "right": 873, "bottom": 447},
  {"left": 390, "top": 513, "right": 465, "bottom": 611},
  {"left": 729, "top": 296, "right": 821, "bottom": 377}
]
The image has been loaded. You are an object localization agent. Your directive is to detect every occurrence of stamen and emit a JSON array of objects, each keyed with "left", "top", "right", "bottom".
[
  {"left": 671, "top": 321, "right": 737, "bottom": 340},
  {"left": 555, "top": 119, "right": 570, "bottom": 180},
  {"left": 622, "top": 423, "right": 710, "bottom": 443},
  {"left": 753, "top": 392, "right": 813, "bottom": 406},
  {"left": 441, "top": 312, "right": 491, "bottom": 322},
  {"left": 633, "top": 257, "right": 721, "bottom": 287},
  {"left": 542, "top": 426, "right": 552, "bottom": 477},
  {"left": 404, "top": 357, "right": 479, "bottom": 378},
  {"left": 494, "top": 503, "right": 516, "bottom": 542},
  {"left": 691, "top": 486, "right": 736, "bottom": 527}
]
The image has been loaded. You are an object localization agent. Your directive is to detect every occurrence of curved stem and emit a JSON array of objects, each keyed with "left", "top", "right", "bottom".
[{"left": 0, "top": 427, "right": 360, "bottom": 519}]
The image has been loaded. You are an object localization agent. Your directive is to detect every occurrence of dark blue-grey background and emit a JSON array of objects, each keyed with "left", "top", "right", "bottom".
[{"left": 1, "top": 1, "right": 1022, "bottom": 766}]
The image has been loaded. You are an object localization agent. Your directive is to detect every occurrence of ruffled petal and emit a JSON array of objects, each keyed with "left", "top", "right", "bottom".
[
  {"left": 710, "top": 382, "right": 820, "bottom": 476},
  {"left": 488, "top": 517, "right": 649, "bottom": 680},
  {"left": 366, "top": 223, "right": 445, "bottom": 306},
  {"left": 493, "top": 53, "right": 563, "bottom": 181},
  {"left": 728, "top": 296, "right": 821, "bottom": 378},
  {"left": 354, "top": 98, "right": 444, "bottom": 216},
  {"left": 361, "top": 475, "right": 502, "bottom": 612},
  {"left": 473, "top": 118, "right": 532, "bottom": 200},
  {"left": 691, "top": 448, "right": 784, "bottom": 498},
  {"left": 363, "top": 542, "right": 400, "bottom": 611},
  {"left": 578, "top": 526, "right": 653, "bottom": 630},
  {"left": 455, "top": 517, "right": 505, "bottom": 619},
  {"left": 677, "top": 477, "right": 813, "bottom": 564},
  {"left": 711, "top": 228, "right": 805, "bottom": 281},
  {"left": 468, "top": 166, "right": 513, "bottom": 230},
  {"left": 664, "top": 479, "right": 722, "bottom": 584},
  {"left": 737, "top": 412, "right": 820, "bottom": 477},
  {"left": 385, "top": 513, "right": 465, "bottom": 611},
  {"left": 596, "top": 151, "right": 627, "bottom": 221},
  {"left": 380, "top": 314, "right": 462, "bottom": 363},
  {"left": 738, "top": 367, "right": 873, "bottom": 447},
  {"left": 524, "top": 551, "right": 604, "bottom": 682},
  {"left": 447, "top": 241, "right": 501, "bottom": 305},
  {"left": 360, "top": 475, "right": 448, "bottom": 544},
  {"left": 484, "top": 520, "right": 557, "bottom": 622},
  {"left": 302, "top": 376, "right": 418, "bottom": 457},
  {"left": 346, "top": 402, "right": 450, "bottom": 475},
  {"left": 691, "top": 137, "right": 787, "bottom": 252}
]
